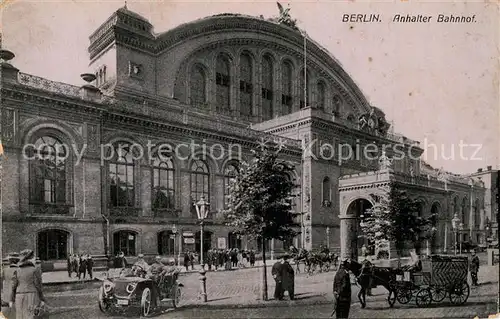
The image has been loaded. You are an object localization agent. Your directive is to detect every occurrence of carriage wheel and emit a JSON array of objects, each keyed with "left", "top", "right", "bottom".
[
  {"left": 141, "top": 288, "right": 152, "bottom": 317},
  {"left": 430, "top": 286, "right": 447, "bottom": 302},
  {"left": 98, "top": 287, "right": 111, "bottom": 314},
  {"left": 172, "top": 285, "right": 182, "bottom": 308},
  {"left": 415, "top": 288, "right": 432, "bottom": 307},
  {"left": 396, "top": 287, "right": 412, "bottom": 304},
  {"left": 449, "top": 281, "right": 470, "bottom": 305}
]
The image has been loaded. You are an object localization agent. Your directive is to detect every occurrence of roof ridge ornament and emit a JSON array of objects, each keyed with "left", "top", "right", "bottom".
[{"left": 272, "top": 2, "right": 299, "bottom": 30}]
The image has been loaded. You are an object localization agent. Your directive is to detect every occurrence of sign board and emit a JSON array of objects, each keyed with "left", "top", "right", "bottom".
[
  {"left": 218, "top": 237, "right": 226, "bottom": 249},
  {"left": 128, "top": 235, "right": 134, "bottom": 240},
  {"left": 183, "top": 232, "right": 194, "bottom": 237},
  {"left": 184, "top": 238, "right": 195, "bottom": 244},
  {"left": 169, "top": 235, "right": 175, "bottom": 239}
]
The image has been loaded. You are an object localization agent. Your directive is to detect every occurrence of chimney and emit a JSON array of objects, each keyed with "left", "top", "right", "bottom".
[
  {"left": 477, "top": 168, "right": 483, "bottom": 173},
  {"left": 487, "top": 165, "right": 492, "bottom": 171},
  {"left": 79, "top": 73, "right": 101, "bottom": 101}
]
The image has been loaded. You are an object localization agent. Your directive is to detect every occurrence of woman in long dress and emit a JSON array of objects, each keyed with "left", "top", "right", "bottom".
[{"left": 9, "top": 249, "right": 46, "bottom": 319}]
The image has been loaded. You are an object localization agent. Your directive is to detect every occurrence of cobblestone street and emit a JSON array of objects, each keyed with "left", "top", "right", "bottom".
[{"left": 13, "top": 263, "right": 496, "bottom": 319}]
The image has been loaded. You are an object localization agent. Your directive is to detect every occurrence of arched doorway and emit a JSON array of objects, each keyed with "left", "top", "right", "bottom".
[
  {"left": 158, "top": 231, "right": 175, "bottom": 256},
  {"left": 228, "top": 232, "right": 242, "bottom": 250},
  {"left": 195, "top": 230, "right": 212, "bottom": 257},
  {"left": 346, "top": 198, "right": 373, "bottom": 259},
  {"left": 37, "top": 229, "right": 70, "bottom": 261},
  {"left": 113, "top": 230, "right": 137, "bottom": 256}
]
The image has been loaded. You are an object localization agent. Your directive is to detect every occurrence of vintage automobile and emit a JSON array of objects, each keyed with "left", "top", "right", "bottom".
[{"left": 98, "top": 265, "right": 183, "bottom": 317}]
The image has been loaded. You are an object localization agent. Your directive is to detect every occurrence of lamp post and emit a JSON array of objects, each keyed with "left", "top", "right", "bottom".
[
  {"left": 326, "top": 227, "right": 330, "bottom": 250},
  {"left": 194, "top": 196, "right": 209, "bottom": 303},
  {"left": 171, "top": 224, "right": 178, "bottom": 265},
  {"left": 452, "top": 213, "right": 460, "bottom": 255},
  {"left": 459, "top": 222, "right": 464, "bottom": 255}
]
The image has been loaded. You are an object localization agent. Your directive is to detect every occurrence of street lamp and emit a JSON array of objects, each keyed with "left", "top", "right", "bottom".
[
  {"left": 194, "top": 195, "right": 209, "bottom": 303},
  {"left": 326, "top": 227, "right": 330, "bottom": 249},
  {"left": 171, "top": 224, "right": 178, "bottom": 265},
  {"left": 459, "top": 222, "right": 464, "bottom": 254},
  {"left": 452, "top": 213, "right": 460, "bottom": 255}
]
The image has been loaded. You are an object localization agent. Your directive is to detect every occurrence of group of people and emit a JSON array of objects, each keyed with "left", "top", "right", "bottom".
[
  {"left": 1, "top": 249, "right": 46, "bottom": 319},
  {"left": 67, "top": 253, "right": 94, "bottom": 279},
  {"left": 182, "top": 248, "right": 257, "bottom": 271}
]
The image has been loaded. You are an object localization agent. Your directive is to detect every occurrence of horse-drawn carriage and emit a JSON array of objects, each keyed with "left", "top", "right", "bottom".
[
  {"left": 291, "top": 248, "right": 338, "bottom": 275},
  {"left": 395, "top": 255, "right": 470, "bottom": 307}
]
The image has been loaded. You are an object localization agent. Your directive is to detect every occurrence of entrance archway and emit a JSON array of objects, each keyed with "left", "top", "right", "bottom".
[
  {"left": 347, "top": 198, "right": 374, "bottom": 258},
  {"left": 228, "top": 232, "right": 242, "bottom": 250},
  {"left": 158, "top": 231, "right": 175, "bottom": 256},
  {"left": 37, "top": 229, "right": 70, "bottom": 261}
]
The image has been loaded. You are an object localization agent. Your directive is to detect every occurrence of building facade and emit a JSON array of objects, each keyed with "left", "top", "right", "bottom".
[{"left": 0, "top": 7, "right": 491, "bottom": 265}]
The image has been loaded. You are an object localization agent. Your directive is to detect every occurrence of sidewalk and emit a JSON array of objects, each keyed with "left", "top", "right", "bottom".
[{"left": 40, "top": 259, "right": 279, "bottom": 287}]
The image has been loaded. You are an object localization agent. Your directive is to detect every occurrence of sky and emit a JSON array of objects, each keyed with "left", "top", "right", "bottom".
[{"left": 1, "top": 0, "right": 499, "bottom": 174}]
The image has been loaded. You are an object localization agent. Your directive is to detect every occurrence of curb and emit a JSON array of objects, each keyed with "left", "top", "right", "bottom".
[
  {"left": 179, "top": 295, "right": 332, "bottom": 310},
  {"left": 43, "top": 279, "right": 102, "bottom": 293}
]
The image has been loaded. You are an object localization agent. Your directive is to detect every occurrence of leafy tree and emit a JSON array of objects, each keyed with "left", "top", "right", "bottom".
[
  {"left": 360, "top": 182, "right": 435, "bottom": 260},
  {"left": 223, "top": 141, "right": 299, "bottom": 301}
]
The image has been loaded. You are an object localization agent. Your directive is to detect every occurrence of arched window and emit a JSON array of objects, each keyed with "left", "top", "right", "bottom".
[
  {"left": 158, "top": 231, "right": 175, "bottom": 255},
  {"left": 281, "top": 61, "right": 293, "bottom": 115},
  {"left": 99, "top": 69, "right": 103, "bottom": 86},
  {"left": 113, "top": 230, "right": 137, "bottom": 256},
  {"left": 317, "top": 81, "right": 326, "bottom": 110},
  {"left": 224, "top": 163, "right": 239, "bottom": 208},
  {"left": 332, "top": 94, "right": 342, "bottom": 114},
  {"left": 347, "top": 114, "right": 355, "bottom": 123},
  {"left": 37, "top": 229, "right": 69, "bottom": 260},
  {"left": 322, "top": 177, "right": 331, "bottom": 202},
  {"left": 190, "top": 160, "right": 210, "bottom": 216},
  {"left": 228, "top": 232, "right": 242, "bottom": 250},
  {"left": 108, "top": 142, "right": 135, "bottom": 208},
  {"left": 261, "top": 55, "right": 274, "bottom": 121},
  {"left": 299, "top": 70, "right": 310, "bottom": 108},
  {"left": 190, "top": 65, "right": 207, "bottom": 107},
  {"left": 216, "top": 55, "right": 231, "bottom": 112},
  {"left": 29, "top": 136, "right": 69, "bottom": 214},
  {"left": 461, "top": 197, "right": 468, "bottom": 227},
  {"left": 103, "top": 66, "right": 107, "bottom": 83},
  {"left": 152, "top": 149, "right": 175, "bottom": 211},
  {"left": 474, "top": 199, "right": 480, "bottom": 229},
  {"left": 256, "top": 238, "right": 271, "bottom": 252},
  {"left": 240, "top": 53, "right": 253, "bottom": 116}
]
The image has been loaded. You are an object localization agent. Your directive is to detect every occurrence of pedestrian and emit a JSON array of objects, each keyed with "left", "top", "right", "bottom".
[
  {"left": 79, "top": 254, "right": 87, "bottom": 280},
  {"left": 470, "top": 249, "right": 480, "bottom": 286},
  {"left": 74, "top": 254, "right": 81, "bottom": 279},
  {"left": 183, "top": 251, "right": 190, "bottom": 271},
  {"left": 189, "top": 252, "right": 195, "bottom": 270},
  {"left": 332, "top": 258, "right": 352, "bottom": 319},
  {"left": 67, "top": 254, "right": 73, "bottom": 278},
  {"left": 207, "top": 249, "right": 213, "bottom": 271},
  {"left": 1, "top": 252, "right": 20, "bottom": 317},
  {"left": 8, "top": 249, "right": 47, "bottom": 319},
  {"left": 281, "top": 254, "right": 295, "bottom": 300},
  {"left": 86, "top": 254, "right": 93, "bottom": 279},
  {"left": 249, "top": 250, "right": 255, "bottom": 267},
  {"left": 272, "top": 256, "right": 284, "bottom": 300}
]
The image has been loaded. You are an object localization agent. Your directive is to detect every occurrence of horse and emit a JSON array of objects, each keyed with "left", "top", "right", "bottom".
[
  {"left": 344, "top": 259, "right": 397, "bottom": 309},
  {"left": 291, "top": 249, "right": 311, "bottom": 274}
]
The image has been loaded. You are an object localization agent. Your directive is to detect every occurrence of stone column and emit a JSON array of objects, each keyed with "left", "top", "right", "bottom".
[{"left": 339, "top": 214, "right": 358, "bottom": 260}]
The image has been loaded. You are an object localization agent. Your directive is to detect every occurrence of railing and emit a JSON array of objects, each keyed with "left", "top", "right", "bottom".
[
  {"left": 153, "top": 209, "right": 180, "bottom": 219},
  {"left": 30, "top": 203, "right": 71, "bottom": 215},
  {"left": 18, "top": 72, "right": 81, "bottom": 97},
  {"left": 109, "top": 207, "right": 141, "bottom": 217}
]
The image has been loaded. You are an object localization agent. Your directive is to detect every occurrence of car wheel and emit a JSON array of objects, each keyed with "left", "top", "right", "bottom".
[
  {"left": 141, "top": 288, "right": 152, "bottom": 317},
  {"left": 98, "top": 287, "right": 111, "bottom": 313}
]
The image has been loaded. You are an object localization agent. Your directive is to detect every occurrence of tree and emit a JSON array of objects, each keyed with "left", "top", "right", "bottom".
[
  {"left": 223, "top": 141, "right": 298, "bottom": 301},
  {"left": 360, "top": 182, "right": 435, "bottom": 261}
]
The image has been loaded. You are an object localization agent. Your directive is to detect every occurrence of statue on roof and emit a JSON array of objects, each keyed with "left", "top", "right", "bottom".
[
  {"left": 274, "top": 2, "right": 298, "bottom": 30},
  {"left": 358, "top": 106, "right": 390, "bottom": 136},
  {"left": 378, "top": 150, "right": 393, "bottom": 171},
  {"left": 436, "top": 167, "right": 448, "bottom": 182}
]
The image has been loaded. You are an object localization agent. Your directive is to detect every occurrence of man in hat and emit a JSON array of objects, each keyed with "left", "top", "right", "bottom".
[
  {"left": 333, "top": 258, "right": 352, "bottom": 319},
  {"left": 132, "top": 254, "right": 150, "bottom": 276},
  {"left": 272, "top": 256, "right": 285, "bottom": 300},
  {"left": 470, "top": 249, "right": 480, "bottom": 286},
  {"left": 281, "top": 254, "right": 295, "bottom": 300}
]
